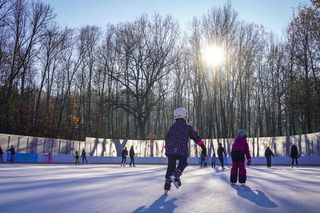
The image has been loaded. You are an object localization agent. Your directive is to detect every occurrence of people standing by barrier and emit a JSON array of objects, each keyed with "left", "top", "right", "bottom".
[
  {"left": 121, "top": 147, "right": 128, "bottom": 167},
  {"left": 47, "top": 152, "right": 52, "bottom": 163},
  {"left": 211, "top": 150, "right": 216, "bottom": 168},
  {"left": 217, "top": 143, "right": 226, "bottom": 169},
  {"left": 81, "top": 149, "right": 88, "bottom": 164},
  {"left": 0, "top": 146, "right": 3, "bottom": 163},
  {"left": 7, "top": 145, "right": 15, "bottom": 163},
  {"left": 129, "top": 146, "right": 135, "bottom": 167},
  {"left": 200, "top": 152, "right": 207, "bottom": 167},
  {"left": 264, "top": 147, "right": 274, "bottom": 168},
  {"left": 74, "top": 151, "right": 80, "bottom": 165},
  {"left": 290, "top": 144, "right": 299, "bottom": 168}
]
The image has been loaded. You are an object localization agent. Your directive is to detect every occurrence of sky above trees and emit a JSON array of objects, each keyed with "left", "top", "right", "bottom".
[{"left": 41, "top": 0, "right": 310, "bottom": 36}]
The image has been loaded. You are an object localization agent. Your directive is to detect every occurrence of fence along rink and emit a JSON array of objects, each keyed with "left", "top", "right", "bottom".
[{"left": 0, "top": 133, "right": 320, "bottom": 157}]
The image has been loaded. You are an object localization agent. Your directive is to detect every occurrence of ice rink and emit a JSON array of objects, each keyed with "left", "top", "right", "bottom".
[{"left": 0, "top": 163, "right": 319, "bottom": 213}]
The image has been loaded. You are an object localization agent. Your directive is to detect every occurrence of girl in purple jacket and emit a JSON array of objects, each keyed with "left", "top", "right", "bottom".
[
  {"left": 164, "top": 107, "right": 206, "bottom": 194},
  {"left": 230, "top": 130, "right": 251, "bottom": 185}
]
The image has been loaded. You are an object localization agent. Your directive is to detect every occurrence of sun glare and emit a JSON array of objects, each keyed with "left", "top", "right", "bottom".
[{"left": 202, "top": 45, "right": 225, "bottom": 68}]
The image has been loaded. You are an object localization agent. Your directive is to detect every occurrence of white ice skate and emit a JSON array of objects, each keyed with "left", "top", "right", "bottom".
[
  {"left": 164, "top": 190, "right": 169, "bottom": 195},
  {"left": 170, "top": 175, "right": 180, "bottom": 189}
]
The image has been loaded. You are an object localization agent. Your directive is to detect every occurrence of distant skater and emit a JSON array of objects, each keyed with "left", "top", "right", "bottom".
[
  {"left": 81, "top": 149, "right": 88, "bottom": 164},
  {"left": 290, "top": 144, "right": 299, "bottom": 168},
  {"left": 121, "top": 147, "right": 128, "bottom": 167},
  {"left": 0, "top": 146, "right": 3, "bottom": 163},
  {"left": 7, "top": 145, "right": 15, "bottom": 163},
  {"left": 211, "top": 150, "right": 216, "bottom": 168},
  {"left": 264, "top": 147, "right": 274, "bottom": 168},
  {"left": 200, "top": 152, "right": 207, "bottom": 167},
  {"left": 217, "top": 143, "right": 226, "bottom": 169},
  {"left": 129, "top": 146, "right": 135, "bottom": 167},
  {"left": 47, "top": 152, "right": 52, "bottom": 163},
  {"left": 164, "top": 107, "right": 206, "bottom": 194},
  {"left": 230, "top": 130, "right": 251, "bottom": 185},
  {"left": 74, "top": 151, "right": 80, "bottom": 165}
]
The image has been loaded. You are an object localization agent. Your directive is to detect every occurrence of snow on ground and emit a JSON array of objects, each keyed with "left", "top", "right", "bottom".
[{"left": 0, "top": 163, "right": 319, "bottom": 213}]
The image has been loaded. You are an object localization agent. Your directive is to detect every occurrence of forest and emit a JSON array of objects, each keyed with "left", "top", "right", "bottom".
[{"left": 0, "top": 0, "right": 319, "bottom": 140}]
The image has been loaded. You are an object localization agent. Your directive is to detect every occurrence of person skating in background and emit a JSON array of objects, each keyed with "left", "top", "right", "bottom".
[
  {"left": 290, "top": 144, "right": 299, "bottom": 168},
  {"left": 0, "top": 146, "right": 3, "bottom": 163},
  {"left": 81, "top": 149, "right": 88, "bottom": 164},
  {"left": 200, "top": 152, "right": 207, "bottom": 167},
  {"left": 211, "top": 149, "right": 216, "bottom": 168},
  {"left": 129, "top": 146, "right": 135, "bottom": 167},
  {"left": 47, "top": 152, "right": 52, "bottom": 163},
  {"left": 7, "top": 145, "right": 15, "bottom": 163},
  {"left": 74, "top": 151, "right": 80, "bottom": 165},
  {"left": 265, "top": 147, "right": 274, "bottom": 168},
  {"left": 217, "top": 143, "right": 226, "bottom": 169},
  {"left": 121, "top": 147, "right": 128, "bottom": 167},
  {"left": 230, "top": 130, "right": 252, "bottom": 185},
  {"left": 164, "top": 107, "right": 206, "bottom": 194}
]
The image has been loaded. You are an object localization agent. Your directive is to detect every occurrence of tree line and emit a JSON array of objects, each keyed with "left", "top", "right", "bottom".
[{"left": 0, "top": 0, "right": 319, "bottom": 140}]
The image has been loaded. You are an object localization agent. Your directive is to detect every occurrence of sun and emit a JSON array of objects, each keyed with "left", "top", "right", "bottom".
[{"left": 202, "top": 45, "right": 225, "bottom": 67}]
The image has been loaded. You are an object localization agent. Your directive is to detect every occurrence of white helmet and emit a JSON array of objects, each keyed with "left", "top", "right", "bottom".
[{"left": 174, "top": 107, "right": 188, "bottom": 120}]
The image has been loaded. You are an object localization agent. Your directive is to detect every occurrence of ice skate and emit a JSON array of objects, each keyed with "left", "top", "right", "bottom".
[
  {"left": 164, "top": 178, "right": 171, "bottom": 194},
  {"left": 170, "top": 175, "right": 181, "bottom": 189}
]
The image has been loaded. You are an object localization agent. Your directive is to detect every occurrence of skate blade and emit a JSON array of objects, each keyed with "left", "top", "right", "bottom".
[{"left": 170, "top": 175, "right": 180, "bottom": 189}]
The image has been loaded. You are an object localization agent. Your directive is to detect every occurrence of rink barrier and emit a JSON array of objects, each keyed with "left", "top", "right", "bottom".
[
  {"left": 1, "top": 132, "right": 320, "bottom": 158},
  {"left": 2, "top": 153, "right": 319, "bottom": 165},
  {"left": 5, "top": 153, "right": 38, "bottom": 163}
]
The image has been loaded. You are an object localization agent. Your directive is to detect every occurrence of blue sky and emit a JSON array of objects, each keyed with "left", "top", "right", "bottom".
[{"left": 41, "top": 0, "right": 310, "bottom": 36}]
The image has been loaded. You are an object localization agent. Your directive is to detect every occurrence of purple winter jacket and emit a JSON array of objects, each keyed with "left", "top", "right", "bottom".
[
  {"left": 232, "top": 136, "right": 251, "bottom": 161},
  {"left": 165, "top": 119, "right": 202, "bottom": 156}
]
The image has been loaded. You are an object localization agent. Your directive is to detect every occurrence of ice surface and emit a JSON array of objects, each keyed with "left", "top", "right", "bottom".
[{"left": 0, "top": 164, "right": 319, "bottom": 213}]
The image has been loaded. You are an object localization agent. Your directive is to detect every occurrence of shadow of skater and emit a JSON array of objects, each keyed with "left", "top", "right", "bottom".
[
  {"left": 214, "top": 167, "right": 227, "bottom": 173},
  {"left": 132, "top": 194, "right": 177, "bottom": 213},
  {"left": 232, "top": 185, "right": 278, "bottom": 208}
]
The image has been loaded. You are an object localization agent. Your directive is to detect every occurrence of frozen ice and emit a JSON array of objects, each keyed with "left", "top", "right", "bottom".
[{"left": 0, "top": 164, "right": 319, "bottom": 213}]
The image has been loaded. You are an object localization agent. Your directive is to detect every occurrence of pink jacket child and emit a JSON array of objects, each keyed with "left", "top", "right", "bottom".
[{"left": 230, "top": 130, "right": 252, "bottom": 185}]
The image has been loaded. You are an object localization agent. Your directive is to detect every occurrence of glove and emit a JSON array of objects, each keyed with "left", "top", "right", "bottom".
[
  {"left": 200, "top": 144, "right": 207, "bottom": 156},
  {"left": 247, "top": 159, "right": 252, "bottom": 166}
]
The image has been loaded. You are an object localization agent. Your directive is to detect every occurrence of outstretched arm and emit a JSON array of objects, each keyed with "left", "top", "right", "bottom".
[{"left": 189, "top": 127, "right": 206, "bottom": 156}]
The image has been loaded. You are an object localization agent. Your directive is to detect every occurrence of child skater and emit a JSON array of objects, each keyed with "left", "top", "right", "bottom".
[
  {"left": 81, "top": 149, "right": 88, "bottom": 164},
  {"left": 47, "top": 152, "right": 52, "bottom": 163},
  {"left": 164, "top": 107, "right": 207, "bottom": 194},
  {"left": 211, "top": 149, "right": 216, "bottom": 168},
  {"left": 74, "top": 151, "right": 80, "bottom": 165},
  {"left": 230, "top": 130, "right": 251, "bottom": 185},
  {"left": 200, "top": 152, "right": 208, "bottom": 167}
]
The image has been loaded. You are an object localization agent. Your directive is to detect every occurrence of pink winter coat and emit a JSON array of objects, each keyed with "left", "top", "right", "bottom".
[{"left": 232, "top": 136, "right": 251, "bottom": 161}]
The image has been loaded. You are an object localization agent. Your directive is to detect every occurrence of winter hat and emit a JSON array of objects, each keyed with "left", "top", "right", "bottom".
[{"left": 237, "top": 130, "right": 247, "bottom": 137}]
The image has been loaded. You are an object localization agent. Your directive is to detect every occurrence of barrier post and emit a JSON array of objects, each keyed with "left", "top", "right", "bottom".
[
  {"left": 7, "top": 135, "right": 10, "bottom": 149},
  {"left": 17, "top": 137, "right": 20, "bottom": 152},
  {"left": 26, "top": 138, "right": 29, "bottom": 153},
  {"left": 43, "top": 139, "right": 46, "bottom": 154},
  {"left": 58, "top": 140, "right": 61, "bottom": 155}
]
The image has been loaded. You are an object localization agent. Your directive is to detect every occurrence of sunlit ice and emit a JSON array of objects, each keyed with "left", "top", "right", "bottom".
[{"left": 202, "top": 44, "right": 225, "bottom": 67}]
